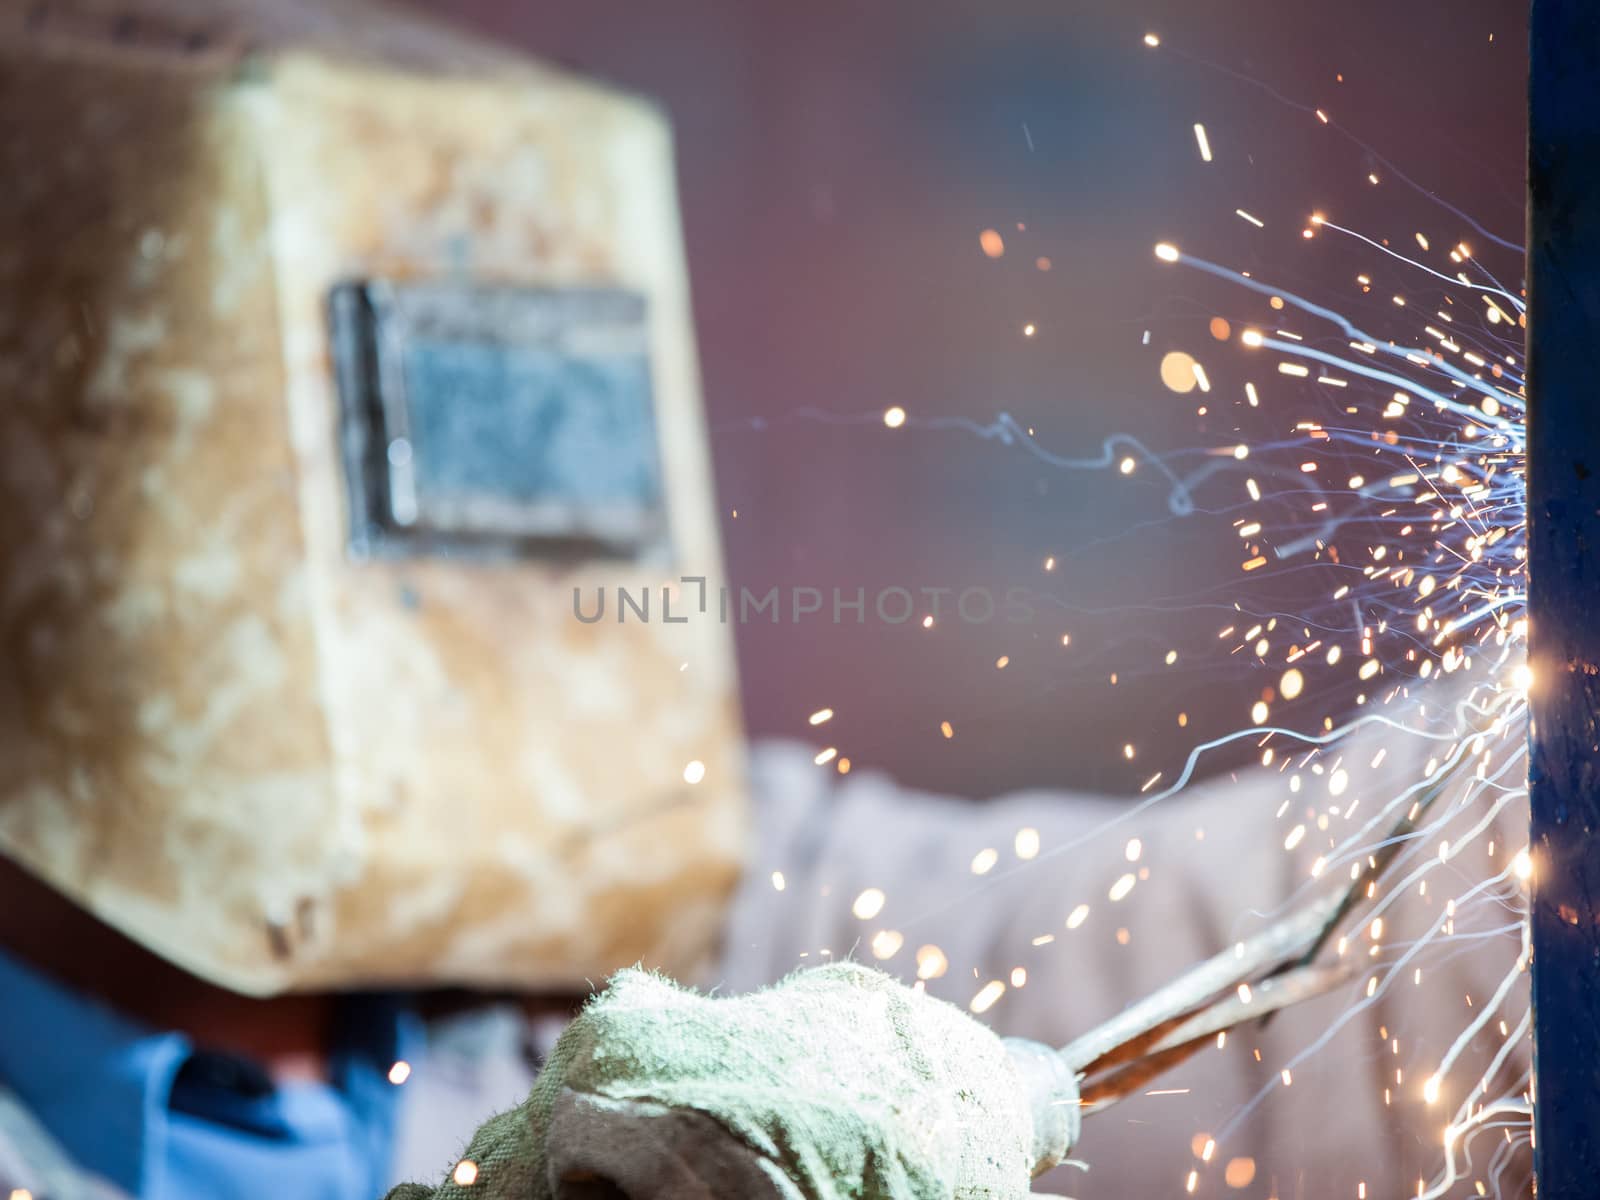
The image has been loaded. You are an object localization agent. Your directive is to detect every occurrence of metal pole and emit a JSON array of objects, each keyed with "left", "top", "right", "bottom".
[{"left": 1527, "top": 1, "right": 1600, "bottom": 1191}]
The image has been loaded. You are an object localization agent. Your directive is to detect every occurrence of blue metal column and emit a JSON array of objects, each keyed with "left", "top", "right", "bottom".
[{"left": 1528, "top": 1, "right": 1600, "bottom": 1191}]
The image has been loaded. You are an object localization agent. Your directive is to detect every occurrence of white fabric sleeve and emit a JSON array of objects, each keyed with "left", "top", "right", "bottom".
[{"left": 717, "top": 703, "right": 1526, "bottom": 1199}]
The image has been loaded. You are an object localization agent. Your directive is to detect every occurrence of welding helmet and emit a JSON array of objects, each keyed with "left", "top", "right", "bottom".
[{"left": 0, "top": 0, "right": 747, "bottom": 996}]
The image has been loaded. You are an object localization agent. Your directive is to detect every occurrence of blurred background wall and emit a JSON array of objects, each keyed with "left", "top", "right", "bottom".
[{"left": 434, "top": 0, "right": 1524, "bottom": 798}]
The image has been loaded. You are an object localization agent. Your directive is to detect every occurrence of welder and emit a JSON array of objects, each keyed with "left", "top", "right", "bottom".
[{"left": 0, "top": 3, "right": 1523, "bottom": 1198}]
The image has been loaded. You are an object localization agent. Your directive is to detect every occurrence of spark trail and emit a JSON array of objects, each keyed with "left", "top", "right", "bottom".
[{"left": 945, "top": 58, "right": 1531, "bottom": 1200}]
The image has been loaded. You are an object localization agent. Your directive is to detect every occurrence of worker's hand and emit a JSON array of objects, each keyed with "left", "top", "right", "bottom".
[{"left": 385, "top": 962, "right": 1077, "bottom": 1199}]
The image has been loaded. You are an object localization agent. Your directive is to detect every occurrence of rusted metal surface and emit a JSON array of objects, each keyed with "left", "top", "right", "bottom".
[{"left": 1527, "top": 1, "right": 1600, "bottom": 1190}]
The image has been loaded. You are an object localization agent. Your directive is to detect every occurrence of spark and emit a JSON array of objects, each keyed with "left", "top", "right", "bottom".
[
  {"left": 1513, "top": 848, "right": 1532, "bottom": 881},
  {"left": 970, "top": 979, "right": 1007, "bottom": 1014},
  {"left": 851, "top": 888, "right": 886, "bottom": 920},
  {"left": 871, "top": 929, "right": 905, "bottom": 959},
  {"left": 1511, "top": 662, "right": 1532, "bottom": 693}
]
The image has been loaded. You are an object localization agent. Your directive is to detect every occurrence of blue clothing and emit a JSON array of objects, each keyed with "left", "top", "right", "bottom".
[{"left": 0, "top": 946, "right": 418, "bottom": 1200}]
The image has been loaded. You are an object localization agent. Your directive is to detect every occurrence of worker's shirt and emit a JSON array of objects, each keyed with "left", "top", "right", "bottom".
[{"left": 0, "top": 945, "right": 415, "bottom": 1200}]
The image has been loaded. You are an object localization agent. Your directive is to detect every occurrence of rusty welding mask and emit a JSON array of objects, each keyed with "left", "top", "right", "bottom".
[{"left": 0, "top": 0, "right": 747, "bottom": 996}]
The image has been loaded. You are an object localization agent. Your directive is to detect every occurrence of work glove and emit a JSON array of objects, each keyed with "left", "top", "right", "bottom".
[{"left": 385, "top": 961, "right": 1079, "bottom": 1199}]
